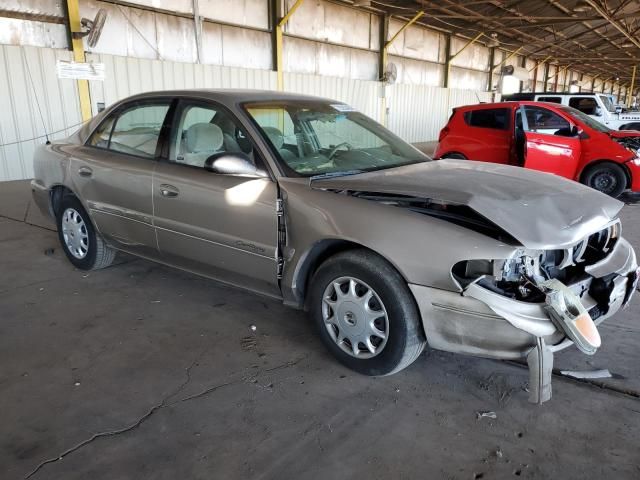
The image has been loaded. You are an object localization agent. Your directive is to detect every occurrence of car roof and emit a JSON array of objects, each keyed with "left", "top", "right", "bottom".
[
  {"left": 119, "top": 88, "right": 340, "bottom": 104},
  {"left": 503, "top": 92, "right": 602, "bottom": 97},
  {"left": 455, "top": 100, "right": 567, "bottom": 111}
]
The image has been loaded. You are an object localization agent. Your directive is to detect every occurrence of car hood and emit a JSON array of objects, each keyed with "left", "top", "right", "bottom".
[
  {"left": 609, "top": 130, "right": 640, "bottom": 139},
  {"left": 310, "top": 160, "right": 623, "bottom": 249}
]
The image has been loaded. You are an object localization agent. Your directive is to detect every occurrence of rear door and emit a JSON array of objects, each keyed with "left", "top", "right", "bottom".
[
  {"left": 520, "top": 105, "right": 581, "bottom": 179},
  {"left": 152, "top": 99, "right": 280, "bottom": 298},
  {"left": 72, "top": 99, "right": 172, "bottom": 257},
  {"left": 460, "top": 107, "right": 512, "bottom": 164}
]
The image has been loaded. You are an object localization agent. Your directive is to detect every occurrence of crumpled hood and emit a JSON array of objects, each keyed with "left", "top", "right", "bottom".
[{"left": 311, "top": 160, "right": 623, "bottom": 249}]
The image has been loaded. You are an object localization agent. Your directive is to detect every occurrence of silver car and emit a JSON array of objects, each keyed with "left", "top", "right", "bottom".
[{"left": 31, "top": 90, "right": 638, "bottom": 403}]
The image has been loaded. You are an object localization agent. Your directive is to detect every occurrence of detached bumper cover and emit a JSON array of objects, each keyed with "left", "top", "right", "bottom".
[{"left": 409, "top": 236, "right": 637, "bottom": 404}]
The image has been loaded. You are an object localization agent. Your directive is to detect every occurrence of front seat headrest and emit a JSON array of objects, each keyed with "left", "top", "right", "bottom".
[
  {"left": 263, "top": 126, "right": 284, "bottom": 150},
  {"left": 185, "top": 123, "right": 223, "bottom": 153}
]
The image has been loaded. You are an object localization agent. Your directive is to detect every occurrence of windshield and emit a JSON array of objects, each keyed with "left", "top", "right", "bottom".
[
  {"left": 598, "top": 95, "right": 616, "bottom": 113},
  {"left": 244, "top": 101, "right": 428, "bottom": 177},
  {"left": 557, "top": 105, "right": 612, "bottom": 134}
]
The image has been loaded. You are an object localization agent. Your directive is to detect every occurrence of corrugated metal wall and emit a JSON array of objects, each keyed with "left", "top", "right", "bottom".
[
  {"left": 387, "top": 84, "right": 492, "bottom": 143},
  {"left": 86, "top": 52, "right": 277, "bottom": 114},
  {"left": 0, "top": 48, "right": 492, "bottom": 181},
  {"left": 284, "top": 72, "right": 381, "bottom": 121},
  {"left": 0, "top": 45, "right": 82, "bottom": 181}
]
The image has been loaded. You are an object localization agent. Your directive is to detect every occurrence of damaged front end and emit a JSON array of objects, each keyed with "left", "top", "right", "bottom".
[
  {"left": 311, "top": 162, "right": 635, "bottom": 404},
  {"left": 454, "top": 221, "right": 638, "bottom": 403}
]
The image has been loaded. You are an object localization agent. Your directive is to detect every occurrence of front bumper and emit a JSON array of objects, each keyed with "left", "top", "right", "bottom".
[
  {"left": 626, "top": 158, "right": 640, "bottom": 192},
  {"left": 409, "top": 237, "right": 637, "bottom": 403}
]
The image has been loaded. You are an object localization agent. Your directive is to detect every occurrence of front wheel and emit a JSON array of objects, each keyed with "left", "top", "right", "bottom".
[
  {"left": 581, "top": 163, "right": 626, "bottom": 198},
  {"left": 309, "top": 249, "right": 426, "bottom": 376},
  {"left": 56, "top": 196, "right": 116, "bottom": 270}
]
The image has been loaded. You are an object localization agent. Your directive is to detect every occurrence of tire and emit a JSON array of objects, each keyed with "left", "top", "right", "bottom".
[
  {"left": 309, "top": 249, "right": 426, "bottom": 376},
  {"left": 581, "top": 163, "right": 627, "bottom": 198},
  {"left": 441, "top": 152, "right": 467, "bottom": 160},
  {"left": 56, "top": 195, "right": 116, "bottom": 270}
]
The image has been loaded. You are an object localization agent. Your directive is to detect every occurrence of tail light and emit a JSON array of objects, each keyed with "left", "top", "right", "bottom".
[{"left": 438, "top": 126, "right": 450, "bottom": 142}]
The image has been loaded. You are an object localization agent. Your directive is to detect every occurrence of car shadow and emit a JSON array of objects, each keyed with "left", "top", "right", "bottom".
[{"left": 620, "top": 192, "right": 640, "bottom": 205}]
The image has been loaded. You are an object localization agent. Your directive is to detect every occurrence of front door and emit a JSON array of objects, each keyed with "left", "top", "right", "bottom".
[
  {"left": 71, "top": 99, "right": 172, "bottom": 257},
  {"left": 153, "top": 99, "right": 280, "bottom": 297},
  {"left": 520, "top": 105, "right": 581, "bottom": 179}
]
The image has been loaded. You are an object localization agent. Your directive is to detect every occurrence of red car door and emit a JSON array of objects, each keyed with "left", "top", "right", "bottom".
[
  {"left": 460, "top": 107, "right": 512, "bottom": 164},
  {"left": 521, "top": 105, "right": 581, "bottom": 179}
]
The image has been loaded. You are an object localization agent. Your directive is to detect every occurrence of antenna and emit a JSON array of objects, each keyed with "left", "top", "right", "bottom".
[{"left": 73, "top": 9, "right": 108, "bottom": 48}]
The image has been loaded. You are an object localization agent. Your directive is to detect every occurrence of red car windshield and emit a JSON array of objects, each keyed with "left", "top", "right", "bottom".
[{"left": 556, "top": 105, "right": 612, "bottom": 134}]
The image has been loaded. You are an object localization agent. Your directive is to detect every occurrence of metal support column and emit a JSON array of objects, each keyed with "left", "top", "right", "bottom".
[
  {"left": 273, "top": 0, "right": 304, "bottom": 91},
  {"left": 193, "top": 0, "right": 202, "bottom": 64},
  {"left": 628, "top": 66, "right": 637, "bottom": 109},
  {"left": 487, "top": 47, "right": 495, "bottom": 92},
  {"left": 443, "top": 34, "right": 451, "bottom": 88},
  {"left": 543, "top": 62, "right": 550, "bottom": 91},
  {"left": 64, "top": 0, "right": 91, "bottom": 121},
  {"left": 379, "top": 11, "right": 423, "bottom": 125}
]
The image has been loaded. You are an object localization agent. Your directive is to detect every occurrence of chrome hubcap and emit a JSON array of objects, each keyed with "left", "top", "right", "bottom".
[
  {"left": 61, "top": 208, "right": 89, "bottom": 259},
  {"left": 322, "top": 276, "right": 389, "bottom": 359}
]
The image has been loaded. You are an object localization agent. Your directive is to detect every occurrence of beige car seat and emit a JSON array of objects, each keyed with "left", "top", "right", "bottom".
[
  {"left": 263, "top": 126, "right": 297, "bottom": 162},
  {"left": 181, "top": 123, "right": 224, "bottom": 167}
]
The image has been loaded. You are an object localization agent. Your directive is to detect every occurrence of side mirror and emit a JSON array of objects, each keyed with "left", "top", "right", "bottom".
[
  {"left": 594, "top": 106, "right": 603, "bottom": 117},
  {"left": 205, "top": 152, "right": 262, "bottom": 176},
  {"left": 571, "top": 125, "right": 579, "bottom": 137}
]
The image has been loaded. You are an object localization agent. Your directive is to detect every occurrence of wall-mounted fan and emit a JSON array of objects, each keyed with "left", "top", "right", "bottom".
[
  {"left": 383, "top": 62, "right": 397, "bottom": 85},
  {"left": 73, "top": 8, "right": 108, "bottom": 48}
]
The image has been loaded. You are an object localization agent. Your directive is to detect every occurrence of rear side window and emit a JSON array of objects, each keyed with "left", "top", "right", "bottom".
[
  {"left": 463, "top": 108, "right": 510, "bottom": 130},
  {"left": 568, "top": 97, "right": 598, "bottom": 115},
  {"left": 538, "top": 97, "right": 562, "bottom": 104},
  {"left": 88, "top": 101, "right": 171, "bottom": 158}
]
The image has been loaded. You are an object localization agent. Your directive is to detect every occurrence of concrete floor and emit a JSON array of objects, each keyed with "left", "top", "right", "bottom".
[{"left": 1, "top": 180, "right": 640, "bottom": 480}]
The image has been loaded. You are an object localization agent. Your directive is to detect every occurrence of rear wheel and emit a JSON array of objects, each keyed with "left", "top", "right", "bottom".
[
  {"left": 56, "top": 196, "right": 116, "bottom": 270},
  {"left": 309, "top": 249, "right": 426, "bottom": 376},
  {"left": 581, "top": 163, "right": 626, "bottom": 198}
]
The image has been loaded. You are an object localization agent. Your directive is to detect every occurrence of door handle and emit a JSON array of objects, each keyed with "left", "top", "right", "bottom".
[
  {"left": 78, "top": 166, "right": 93, "bottom": 177},
  {"left": 159, "top": 184, "right": 179, "bottom": 198}
]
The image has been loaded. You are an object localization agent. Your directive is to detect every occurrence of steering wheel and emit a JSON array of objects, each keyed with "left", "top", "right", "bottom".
[{"left": 328, "top": 142, "right": 352, "bottom": 160}]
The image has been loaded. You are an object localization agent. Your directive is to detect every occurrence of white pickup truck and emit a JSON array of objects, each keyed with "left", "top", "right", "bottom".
[{"left": 502, "top": 92, "right": 640, "bottom": 131}]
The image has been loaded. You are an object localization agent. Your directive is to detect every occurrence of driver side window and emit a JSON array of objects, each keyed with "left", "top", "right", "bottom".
[
  {"left": 522, "top": 106, "right": 570, "bottom": 135},
  {"left": 169, "top": 103, "right": 259, "bottom": 169}
]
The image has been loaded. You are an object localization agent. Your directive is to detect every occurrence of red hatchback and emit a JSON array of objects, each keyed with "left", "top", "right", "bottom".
[{"left": 434, "top": 101, "right": 640, "bottom": 197}]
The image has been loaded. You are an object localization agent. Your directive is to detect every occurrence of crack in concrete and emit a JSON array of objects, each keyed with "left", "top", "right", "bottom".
[
  {"left": 0, "top": 213, "right": 56, "bottom": 232},
  {"left": 24, "top": 354, "right": 307, "bottom": 479}
]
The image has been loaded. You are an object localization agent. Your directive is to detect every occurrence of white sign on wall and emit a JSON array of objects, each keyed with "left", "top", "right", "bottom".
[{"left": 56, "top": 60, "right": 105, "bottom": 81}]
